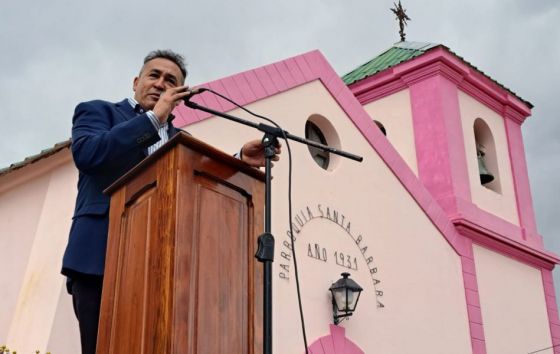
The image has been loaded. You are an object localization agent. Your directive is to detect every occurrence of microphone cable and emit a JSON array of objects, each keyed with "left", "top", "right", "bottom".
[
  {"left": 197, "top": 88, "right": 310, "bottom": 353},
  {"left": 528, "top": 343, "right": 560, "bottom": 354}
]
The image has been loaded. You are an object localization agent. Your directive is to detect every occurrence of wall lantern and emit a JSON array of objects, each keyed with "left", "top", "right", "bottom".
[{"left": 329, "top": 272, "right": 363, "bottom": 325}]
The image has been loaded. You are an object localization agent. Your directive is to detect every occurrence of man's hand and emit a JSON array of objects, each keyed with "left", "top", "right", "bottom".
[
  {"left": 153, "top": 85, "right": 191, "bottom": 123},
  {"left": 241, "top": 139, "right": 282, "bottom": 167}
]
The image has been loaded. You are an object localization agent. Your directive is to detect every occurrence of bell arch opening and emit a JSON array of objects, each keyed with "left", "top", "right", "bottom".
[{"left": 474, "top": 118, "right": 501, "bottom": 193}]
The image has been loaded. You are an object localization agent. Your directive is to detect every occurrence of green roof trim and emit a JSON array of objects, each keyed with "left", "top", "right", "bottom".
[{"left": 342, "top": 42, "right": 438, "bottom": 85}]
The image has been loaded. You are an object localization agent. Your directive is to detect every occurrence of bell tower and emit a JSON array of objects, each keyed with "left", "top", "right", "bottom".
[{"left": 343, "top": 40, "right": 545, "bottom": 253}]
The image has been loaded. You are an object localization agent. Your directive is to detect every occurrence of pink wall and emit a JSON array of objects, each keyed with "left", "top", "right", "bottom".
[
  {"left": 344, "top": 46, "right": 558, "bottom": 353},
  {"left": 0, "top": 46, "right": 556, "bottom": 354},
  {"left": 184, "top": 80, "right": 473, "bottom": 353},
  {"left": 175, "top": 50, "right": 481, "bottom": 352}
]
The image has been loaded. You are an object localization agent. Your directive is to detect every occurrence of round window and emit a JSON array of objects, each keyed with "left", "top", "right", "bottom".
[
  {"left": 305, "top": 115, "right": 341, "bottom": 171},
  {"left": 306, "top": 121, "right": 329, "bottom": 169}
]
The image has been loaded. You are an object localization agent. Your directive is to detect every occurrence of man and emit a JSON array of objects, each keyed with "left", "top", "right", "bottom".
[{"left": 61, "top": 49, "right": 279, "bottom": 354}]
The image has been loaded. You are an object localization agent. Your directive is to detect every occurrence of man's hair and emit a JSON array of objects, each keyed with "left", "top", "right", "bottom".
[{"left": 142, "top": 49, "right": 188, "bottom": 81}]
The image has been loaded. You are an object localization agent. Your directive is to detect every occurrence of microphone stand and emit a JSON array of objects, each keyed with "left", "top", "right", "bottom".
[{"left": 184, "top": 100, "right": 362, "bottom": 354}]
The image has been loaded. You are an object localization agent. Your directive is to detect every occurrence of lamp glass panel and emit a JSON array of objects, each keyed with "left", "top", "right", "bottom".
[
  {"left": 347, "top": 290, "right": 357, "bottom": 310},
  {"left": 333, "top": 289, "right": 347, "bottom": 311}
]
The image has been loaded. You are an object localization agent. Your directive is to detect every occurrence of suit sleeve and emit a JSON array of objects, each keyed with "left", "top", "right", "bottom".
[{"left": 71, "top": 101, "right": 160, "bottom": 175}]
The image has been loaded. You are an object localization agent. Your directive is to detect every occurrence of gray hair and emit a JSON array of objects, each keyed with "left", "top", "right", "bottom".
[{"left": 142, "top": 49, "right": 187, "bottom": 81}]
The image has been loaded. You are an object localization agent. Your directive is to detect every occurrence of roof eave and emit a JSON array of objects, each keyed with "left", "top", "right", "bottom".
[{"left": 0, "top": 139, "right": 71, "bottom": 178}]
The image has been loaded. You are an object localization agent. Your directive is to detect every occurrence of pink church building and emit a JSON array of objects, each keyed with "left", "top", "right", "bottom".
[{"left": 1, "top": 41, "right": 559, "bottom": 354}]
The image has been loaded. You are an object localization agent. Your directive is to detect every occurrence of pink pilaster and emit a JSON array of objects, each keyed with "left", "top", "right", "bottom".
[
  {"left": 461, "top": 239, "right": 488, "bottom": 354},
  {"left": 504, "top": 118, "right": 542, "bottom": 247},
  {"left": 542, "top": 269, "right": 560, "bottom": 353},
  {"left": 409, "top": 74, "right": 471, "bottom": 217}
]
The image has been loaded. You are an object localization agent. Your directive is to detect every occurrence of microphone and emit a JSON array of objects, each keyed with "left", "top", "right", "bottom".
[{"left": 183, "top": 87, "right": 208, "bottom": 102}]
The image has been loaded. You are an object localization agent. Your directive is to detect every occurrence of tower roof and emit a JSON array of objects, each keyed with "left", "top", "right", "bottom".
[
  {"left": 342, "top": 42, "right": 437, "bottom": 85},
  {"left": 342, "top": 41, "right": 532, "bottom": 108}
]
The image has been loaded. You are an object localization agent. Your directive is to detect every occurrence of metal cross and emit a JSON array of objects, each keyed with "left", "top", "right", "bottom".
[{"left": 391, "top": 0, "right": 411, "bottom": 42}]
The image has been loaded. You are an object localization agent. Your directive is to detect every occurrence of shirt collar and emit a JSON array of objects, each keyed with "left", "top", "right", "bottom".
[
  {"left": 127, "top": 97, "right": 145, "bottom": 114},
  {"left": 128, "top": 97, "right": 138, "bottom": 108}
]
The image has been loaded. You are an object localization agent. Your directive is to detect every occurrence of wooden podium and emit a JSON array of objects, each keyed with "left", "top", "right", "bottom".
[{"left": 97, "top": 132, "right": 264, "bottom": 354}]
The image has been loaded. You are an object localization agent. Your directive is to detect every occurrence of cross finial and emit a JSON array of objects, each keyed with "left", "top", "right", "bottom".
[{"left": 391, "top": 0, "right": 411, "bottom": 42}]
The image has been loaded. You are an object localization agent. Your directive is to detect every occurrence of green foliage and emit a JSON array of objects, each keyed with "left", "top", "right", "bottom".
[{"left": 0, "top": 345, "right": 52, "bottom": 354}]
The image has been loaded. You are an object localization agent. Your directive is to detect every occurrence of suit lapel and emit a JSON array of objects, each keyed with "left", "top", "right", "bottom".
[
  {"left": 115, "top": 99, "right": 137, "bottom": 121},
  {"left": 115, "top": 99, "right": 150, "bottom": 156}
]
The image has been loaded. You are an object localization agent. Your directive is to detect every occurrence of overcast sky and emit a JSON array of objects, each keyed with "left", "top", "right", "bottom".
[{"left": 1, "top": 0, "right": 559, "bottom": 291}]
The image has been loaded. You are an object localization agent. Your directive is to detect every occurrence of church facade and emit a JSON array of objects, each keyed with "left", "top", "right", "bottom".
[{"left": 1, "top": 42, "right": 558, "bottom": 354}]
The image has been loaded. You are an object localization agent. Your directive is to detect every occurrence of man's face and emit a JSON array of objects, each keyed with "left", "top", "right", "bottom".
[{"left": 133, "top": 58, "right": 185, "bottom": 110}]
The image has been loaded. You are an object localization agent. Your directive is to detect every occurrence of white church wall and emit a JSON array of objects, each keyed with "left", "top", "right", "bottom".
[
  {"left": 362, "top": 89, "right": 418, "bottom": 175},
  {"left": 0, "top": 167, "right": 50, "bottom": 342},
  {"left": 182, "top": 80, "right": 473, "bottom": 353},
  {"left": 0, "top": 153, "right": 79, "bottom": 353},
  {"left": 473, "top": 244, "right": 552, "bottom": 354}
]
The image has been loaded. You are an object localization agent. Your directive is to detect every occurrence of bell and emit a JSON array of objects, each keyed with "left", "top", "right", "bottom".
[{"left": 477, "top": 149, "right": 494, "bottom": 185}]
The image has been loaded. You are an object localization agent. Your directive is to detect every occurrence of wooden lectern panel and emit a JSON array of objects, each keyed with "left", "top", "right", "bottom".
[
  {"left": 111, "top": 187, "right": 158, "bottom": 353},
  {"left": 191, "top": 180, "right": 249, "bottom": 353},
  {"left": 98, "top": 135, "right": 264, "bottom": 354}
]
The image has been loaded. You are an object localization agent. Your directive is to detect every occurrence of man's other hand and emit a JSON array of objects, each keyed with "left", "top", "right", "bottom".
[{"left": 240, "top": 139, "right": 281, "bottom": 167}]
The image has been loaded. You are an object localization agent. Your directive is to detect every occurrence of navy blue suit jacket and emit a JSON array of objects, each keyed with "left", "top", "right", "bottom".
[{"left": 62, "top": 99, "right": 180, "bottom": 278}]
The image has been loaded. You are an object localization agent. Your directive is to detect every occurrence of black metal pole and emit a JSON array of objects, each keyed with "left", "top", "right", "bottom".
[
  {"left": 256, "top": 133, "right": 278, "bottom": 354},
  {"left": 263, "top": 157, "right": 273, "bottom": 354},
  {"left": 264, "top": 151, "right": 273, "bottom": 354}
]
